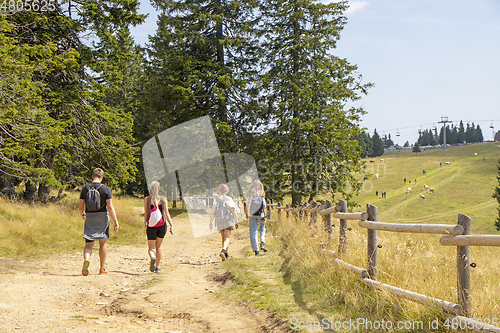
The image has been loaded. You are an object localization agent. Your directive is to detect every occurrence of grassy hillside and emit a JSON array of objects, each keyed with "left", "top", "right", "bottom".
[
  {"left": 221, "top": 143, "right": 500, "bottom": 332},
  {"left": 352, "top": 142, "right": 500, "bottom": 234}
]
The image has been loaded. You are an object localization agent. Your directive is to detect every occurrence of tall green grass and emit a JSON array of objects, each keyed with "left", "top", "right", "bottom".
[{"left": 271, "top": 212, "right": 500, "bottom": 331}]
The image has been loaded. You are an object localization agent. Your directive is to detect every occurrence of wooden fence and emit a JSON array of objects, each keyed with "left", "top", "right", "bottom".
[{"left": 266, "top": 200, "right": 500, "bottom": 333}]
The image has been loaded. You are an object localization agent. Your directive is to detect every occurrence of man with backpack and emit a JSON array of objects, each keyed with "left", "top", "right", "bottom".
[{"left": 79, "top": 168, "right": 119, "bottom": 275}]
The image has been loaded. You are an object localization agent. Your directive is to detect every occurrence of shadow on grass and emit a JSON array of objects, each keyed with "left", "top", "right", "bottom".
[{"left": 280, "top": 256, "right": 336, "bottom": 332}]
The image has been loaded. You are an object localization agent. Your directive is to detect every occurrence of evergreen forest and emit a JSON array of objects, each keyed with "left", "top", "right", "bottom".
[{"left": 0, "top": 0, "right": 373, "bottom": 205}]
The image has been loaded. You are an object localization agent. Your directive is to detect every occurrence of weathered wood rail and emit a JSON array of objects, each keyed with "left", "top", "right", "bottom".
[{"left": 266, "top": 200, "right": 500, "bottom": 332}]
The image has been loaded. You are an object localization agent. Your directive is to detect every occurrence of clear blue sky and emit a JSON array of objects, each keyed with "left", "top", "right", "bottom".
[{"left": 130, "top": 0, "right": 500, "bottom": 145}]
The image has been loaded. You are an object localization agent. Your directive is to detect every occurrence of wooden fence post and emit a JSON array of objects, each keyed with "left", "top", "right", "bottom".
[
  {"left": 309, "top": 201, "right": 317, "bottom": 227},
  {"left": 286, "top": 204, "right": 290, "bottom": 219},
  {"left": 338, "top": 200, "right": 348, "bottom": 254},
  {"left": 314, "top": 202, "right": 320, "bottom": 227},
  {"left": 367, "top": 204, "right": 378, "bottom": 280},
  {"left": 457, "top": 213, "right": 471, "bottom": 316},
  {"left": 267, "top": 200, "right": 272, "bottom": 221},
  {"left": 277, "top": 202, "right": 282, "bottom": 222},
  {"left": 325, "top": 200, "right": 333, "bottom": 244}
]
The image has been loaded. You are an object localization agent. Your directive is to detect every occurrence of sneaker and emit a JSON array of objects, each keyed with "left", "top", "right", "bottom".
[
  {"left": 225, "top": 251, "right": 229, "bottom": 259},
  {"left": 155, "top": 267, "right": 161, "bottom": 273},
  {"left": 150, "top": 258, "right": 156, "bottom": 272},
  {"left": 82, "top": 260, "right": 90, "bottom": 276},
  {"left": 260, "top": 244, "right": 268, "bottom": 252},
  {"left": 255, "top": 251, "right": 260, "bottom": 256},
  {"left": 99, "top": 268, "right": 107, "bottom": 274},
  {"left": 219, "top": 250, "right": 226, "bottom": 261}
]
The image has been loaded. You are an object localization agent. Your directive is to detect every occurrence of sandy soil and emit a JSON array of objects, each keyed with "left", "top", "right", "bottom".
[{"left": 0, "top": 213, "right": 292, "bottom": 333}]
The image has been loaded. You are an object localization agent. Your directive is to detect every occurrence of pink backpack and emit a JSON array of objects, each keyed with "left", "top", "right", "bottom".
[{"left": 148, "top": 204, "right": 164, "bottom": 227}]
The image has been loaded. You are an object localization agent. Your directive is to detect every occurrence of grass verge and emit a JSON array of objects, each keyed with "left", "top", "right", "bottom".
[
  {"left": 218, "top": 213, "right": 500, "bottom": 332},
  {"left": 0, "top": 191, "right": 148, "bottom": 258}
]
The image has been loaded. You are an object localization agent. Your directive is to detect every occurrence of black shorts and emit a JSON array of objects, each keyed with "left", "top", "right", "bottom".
[{"left": 147, "top": 224, "right": 167, "bottom": 240}]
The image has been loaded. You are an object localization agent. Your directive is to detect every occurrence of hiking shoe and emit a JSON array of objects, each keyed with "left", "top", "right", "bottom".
[
  {"left": 219, "top": 250, "right": 226, "bottom": 261},
  {"left": 99, "top": 268, "right": 107, "bottom": 274},
  {"left": 260, "top": 244, "right": 268, "bottom": 252},
  {"left": 155, "top": 267, "right": 161, "bottom": 273},
  {"left": 82, "top": 260, "right": 90, "bottom": 276},
  {"left": 255, "top": 251, "right": 260, "bottom": 256},
  {"left": 150, "top": 258, "right": 156, "bottom": 272}
]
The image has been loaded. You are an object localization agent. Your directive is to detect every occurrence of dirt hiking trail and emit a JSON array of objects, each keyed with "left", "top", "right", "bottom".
[{"left": 0, "top": 213, "right": 292, "bottom": 333}]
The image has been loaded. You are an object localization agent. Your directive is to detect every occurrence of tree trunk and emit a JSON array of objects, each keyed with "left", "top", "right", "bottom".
[
  {"left": 38, "top": 183, "right": 51, "bottom": 203},
  {"left": 290, "top": 6, "right": 301, "bottom": 206},
  {"left": 215, "top": 0, "right": 227, "bottom": 124},
  {"left": 0, "top": 175, "right": 18, "bottom": 199},
  {"left": 48, "top": 188, "right": 67, "bottom": 203},
  {"left": 23, "top": 181, "right": 37, "bottom": 205}
]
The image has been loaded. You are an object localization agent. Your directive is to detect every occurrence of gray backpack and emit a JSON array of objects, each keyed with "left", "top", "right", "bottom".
[
  {"left": 86, "top": 184, "right": 104, "bottom": 212},
  {"left": 215, "top": 197, "right": 233, "bottom": 226},
  {"left": 249, "top": 196, "right": 264, "bottom": 216}
]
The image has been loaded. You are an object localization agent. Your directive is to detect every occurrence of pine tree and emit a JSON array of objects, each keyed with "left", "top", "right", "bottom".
[
  {"left": 357, "top": 131, "right": 372, "bottom": 158},
  {"left": 413, "top": 142, "right": 421, "bottom": 153},
  {"left": 257, "top": 0, "right": 372, "bottom": 204},
  {"left": 475, "top": 124, "right": 484, "bottom": 143},
  {"left": 465, "top": 123, "right": 473, "bottom": 143},
  {"left": 146, "top": 0, "right": 261, "bottom": 151},
  {"left": 458, "top": 120, "right": 465, "bottom": 143},
  {"left": 371, "top": 130, "right": 384, "bottom": 157},
  {"left": 0, "top": 1, "right": 146, "bottom": 201}
]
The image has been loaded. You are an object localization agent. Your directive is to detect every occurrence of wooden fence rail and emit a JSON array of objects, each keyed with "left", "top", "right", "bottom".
[
  {"left": 268, "top": 200, "right": 500, "bottom": 331},
  {"left": 440, "top": 235, "right": 500, "bottom": 246},
  {"left": 358, "top": 220, "right": 464, "bottom": 236},
  {"left": 361, "top": 278, "right": 463, "bottom": 315}
]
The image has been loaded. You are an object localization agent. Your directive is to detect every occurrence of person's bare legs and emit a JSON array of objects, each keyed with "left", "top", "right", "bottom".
[
  {"left": 84, "top": 241, "right": 94, "bottom": 260},
  {"left": 155, "top": 237, "right": 164, "bottom": 268},
  {"left": 219, "top": 230, "right": 225, "bottom": 250},
  {"left": 82, "top": 241, "right": 94, "bottom": 276},
  {"left": 148, "top": 240, "right": 156, "bottom": 260},
  {"left": 148, "top": 239, "right": 156, "bottom": 272},
  {"left": 222, "top": 230, "right": 231, "bottom": 252},
  {"left": 98, "top": 240, "right": 107, "bottom": 270}
]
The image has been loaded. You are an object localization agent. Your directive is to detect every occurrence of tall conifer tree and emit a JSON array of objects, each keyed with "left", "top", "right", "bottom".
[
  {"left": 146, "top": 0, "right": 261, "bottom": 151},
  {"left": 257, "top": 0, "right": 372, "bottom": 204},
  {"left": 0, "top": 1, "right": 146, "bottom": 201}
]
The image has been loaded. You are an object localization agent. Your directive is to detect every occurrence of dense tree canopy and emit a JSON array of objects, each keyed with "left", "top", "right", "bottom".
[
  {"left": 1, "top": 0, "right": 372, "bottom": 207},
  {"left": 254, "top": 0, "right": 371, "bottom": 204},
  {"left": 0, "top": 1, "right": 145, "bottom": 201}
]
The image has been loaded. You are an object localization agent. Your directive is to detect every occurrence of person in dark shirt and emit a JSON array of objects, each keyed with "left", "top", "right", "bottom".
[{"left": 79, "top": 168, "right": 119, "bottom": 276}]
